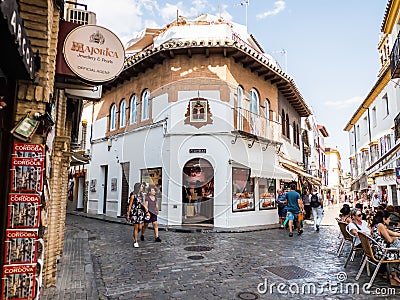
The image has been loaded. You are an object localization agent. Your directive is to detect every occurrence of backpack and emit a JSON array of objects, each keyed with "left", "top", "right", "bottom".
[{"left": 310, "top": 193, "right": 320, "bottom": 208}]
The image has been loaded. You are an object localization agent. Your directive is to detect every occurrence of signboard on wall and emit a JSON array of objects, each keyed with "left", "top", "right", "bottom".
[
  {"left": 63, "top": 25, "right": 125, "bottom": 83},
  {"left": 10, "top": 143, "right": 44, "bottom": 193}
]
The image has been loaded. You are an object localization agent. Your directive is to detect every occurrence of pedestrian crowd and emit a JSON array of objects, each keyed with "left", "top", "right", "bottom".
[
  {"left": 277, "top": 183, "right": 324, "bottom": 237},
  {"left": 338, "top": 195, "right": 400, "bottom": 286},
  {"left": 126, "top": 182, "right": 162, "bottom": 248}
]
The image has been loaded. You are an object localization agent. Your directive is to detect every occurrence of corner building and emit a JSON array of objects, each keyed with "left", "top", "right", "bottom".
[{"left": 88, "top": 15, "right": 312, "bottom": 228}]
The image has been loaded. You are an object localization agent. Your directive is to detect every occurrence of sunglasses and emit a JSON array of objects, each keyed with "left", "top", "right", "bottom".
[{"left": 355, "top": 214, "right": 362, "bottom": 217}]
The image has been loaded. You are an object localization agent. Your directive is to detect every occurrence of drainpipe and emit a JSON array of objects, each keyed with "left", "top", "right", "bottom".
[{"left": 367, "top": 108, "right": 372, "bottom": 143}]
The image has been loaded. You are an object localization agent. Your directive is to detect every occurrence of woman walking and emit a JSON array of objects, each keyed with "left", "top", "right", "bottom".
[
  {"left": 126, "top": 182, "right": 149, "bottom": 248},
  {"left": 141, "top": 186, "right": 162, "bottom": 242}
]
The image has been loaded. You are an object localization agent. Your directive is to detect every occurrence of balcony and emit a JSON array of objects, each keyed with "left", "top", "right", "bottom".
[
  {"left": 234, "top": 107, "right": 280, "bottom": 141},
  {"left": 390, "top": 32, "right": 400, "bottom": 78}
]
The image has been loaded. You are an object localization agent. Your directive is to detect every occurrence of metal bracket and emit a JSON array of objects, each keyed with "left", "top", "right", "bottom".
[
  {"left": 275, "top": 144, "right": 282, "bottom": 154},
  {"left": 262, "top": 142, "right": 270, "bottom": 151},
  {"left": 248, "top": 140, "right": 255, "bottom": 148},
  {"left": 231, "top": 135, "right": 238, "bottom": 144}
]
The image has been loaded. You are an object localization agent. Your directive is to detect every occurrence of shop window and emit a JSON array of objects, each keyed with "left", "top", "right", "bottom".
[
  {"left": 119, "top": 99, "right": 126, "bottom": 128},
  {"left": 232, "top": 167, "right": 254, "bottom": 212},
  {"left": 140, "top": 168, "right": 162, "bottom": 210},
  {"left": 259, "top": 178, "right": 276, "bottom": 210},
  {"left": 130, "top": 94, "right": 137, "bottom": 124},
  {"left": 141, "top": 89, "right": 150, "bottom": 121},
  {"left": 110, "top": 104, "right": 116, "bottom": 131}
]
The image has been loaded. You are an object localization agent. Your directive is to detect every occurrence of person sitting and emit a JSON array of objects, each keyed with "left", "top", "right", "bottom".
[
  {"left": 370, "top": 210, "right": 400, "bottom": 285},
  {"left": 347, "top": 208, "right": 371, "bottom": 247},
  {"left": 339, "top": 204, "right": 351, "bottom": 224}
]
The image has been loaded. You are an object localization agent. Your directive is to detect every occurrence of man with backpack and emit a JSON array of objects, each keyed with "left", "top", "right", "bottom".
[{"left": 309, "top": 186, "right": 323, "bottom": 232}]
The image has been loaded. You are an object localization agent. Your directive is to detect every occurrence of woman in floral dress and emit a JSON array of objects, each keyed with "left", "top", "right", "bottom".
[
  {"left": 371, "top": 210, "right": 400, "bottom": 284},
  {"left": 126, "top": 182, "right": 150, "bottom": 248}
]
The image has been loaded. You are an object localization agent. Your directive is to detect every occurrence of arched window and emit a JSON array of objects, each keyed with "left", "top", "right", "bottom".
[
  {"left": 249, "top": 89, "right": 259, "bottom": 115},
  {"left": 286, "top": 113, "right": 290, "bottom": 139},
  {"left": 237, "top": 85, "right": 243, "bottom": 108},
  {"left": 110, "top": 104, "right": 116, "bottom": 131},
  {"left": 282, "top": 109, "right": 286, "bottom": 136},
  {"left": 130, "top": 94, "right": 138, "bottom": 124},
  {"left": 264, "top": 99, "right": 270, "bottom": 120},
  {"left": 119, "top": 99, "right": 126, "bottom": 128},
  {"left": 141, "top": 89, "right": 150, "bottom": 121}
]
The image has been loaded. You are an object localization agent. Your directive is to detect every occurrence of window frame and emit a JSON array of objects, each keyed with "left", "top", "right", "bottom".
[
  {"left": 141, "top": 89, "right": 151, "bottom": 121},
  {"left": 130, "top": 94, "right": 138, "bottom": 124},
  {"left": 110, "top": 104, "right": 117, "bottom": 131},
  {"left": 119, "top": 99, "right": 126, "bottom": 128}
]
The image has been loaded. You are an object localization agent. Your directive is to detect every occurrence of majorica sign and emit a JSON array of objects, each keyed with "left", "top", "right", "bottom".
[{"left": 63, "top": 25, "right": 125, "bottom": 83}]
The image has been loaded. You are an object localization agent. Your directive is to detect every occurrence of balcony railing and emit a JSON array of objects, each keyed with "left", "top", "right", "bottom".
[
  {"left": 390, "top": 32, "right": 400, "bottom": 78},
  {"left": 234, "top": 107, "right": 280, "bottom": 141}
]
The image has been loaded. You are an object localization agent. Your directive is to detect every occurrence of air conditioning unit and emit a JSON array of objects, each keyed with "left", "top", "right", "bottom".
[{"left": 66, "top": 8, "right": 96, "bottom": 25}]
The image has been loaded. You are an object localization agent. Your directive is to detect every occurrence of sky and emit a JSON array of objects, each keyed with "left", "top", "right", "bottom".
[{"left": 82, "top": 0, "right": 387, "bottom": 172}]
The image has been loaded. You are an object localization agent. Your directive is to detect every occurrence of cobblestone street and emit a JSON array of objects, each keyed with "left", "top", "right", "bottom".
[{"left": 42, "top": 207, "right": 398, "bottom": 299}]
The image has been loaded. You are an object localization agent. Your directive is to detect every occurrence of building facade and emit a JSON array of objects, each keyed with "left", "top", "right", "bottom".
[
  {"left": 325, "top": 146, "right": 342, "bottom": 203},
  {"left": 344, "top": 0, "right": 400, "bottom": 205},
  {"left": 86, "top": 14, "right": 320, "bottom": 228}
]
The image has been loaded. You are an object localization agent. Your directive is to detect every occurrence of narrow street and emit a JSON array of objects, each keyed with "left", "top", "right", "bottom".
[{"left": 42, "top": 206, "right": 397, "bottom": 299}]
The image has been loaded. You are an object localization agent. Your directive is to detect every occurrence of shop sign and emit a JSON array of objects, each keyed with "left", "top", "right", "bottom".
[
  {"left": 2, "top": 263, "right": 36, "bottom": 299},
  {"left": 0, "top": 0, "right": 35, "bottom": 79},
  {"left": 189, "top": 149, "right": 206, "bottom": 153},
  {"left": 10, "top": 143, "right": 45, "bottom": 193},
  {"left": 63, "top": 25, "right": 125, "bottom": 83}
]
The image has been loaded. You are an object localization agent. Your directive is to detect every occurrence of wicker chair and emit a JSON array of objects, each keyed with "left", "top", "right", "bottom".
[
  {"left": 336, "top": 220, "right": 353, "bottom": 257},
  {"left": 355, "top": 231, "right": 400, "bottom": 287}
]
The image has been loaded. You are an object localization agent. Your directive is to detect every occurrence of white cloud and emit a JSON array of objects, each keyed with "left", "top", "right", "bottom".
[
  {"left": 325, "top": 96, "right": 363, "bottom": 109},
  {"left": 256, "top": 0, "right": 285, "bottom": 19}
]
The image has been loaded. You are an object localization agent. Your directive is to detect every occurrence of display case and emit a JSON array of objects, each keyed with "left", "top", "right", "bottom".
[
  {"left": 232, "top": 167, "right": 254, "bottom": 212},
  {"left": 259, "top": 178, "right": 276, "bottom": 210}
]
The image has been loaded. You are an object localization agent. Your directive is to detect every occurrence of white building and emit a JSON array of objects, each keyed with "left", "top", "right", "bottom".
[
  {"left": 344, "top": 0, "right": 400, "bottom": 205},
  {"left": 85, "top": 14, "right": 317, "bottom": 228}
]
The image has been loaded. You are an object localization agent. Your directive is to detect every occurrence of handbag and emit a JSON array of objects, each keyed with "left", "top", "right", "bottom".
[{"left": 298, "top": 213, "right": 304, "bottom": 221}]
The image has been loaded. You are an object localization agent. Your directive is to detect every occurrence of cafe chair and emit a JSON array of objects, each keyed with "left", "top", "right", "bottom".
[{"left": 355, "top": 232, "right": 400, "bottom": 288}]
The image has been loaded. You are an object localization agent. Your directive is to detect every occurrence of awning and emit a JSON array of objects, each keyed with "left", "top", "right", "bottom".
[
  {"left": 229, "top": 159, "right": 297, "bottom": 181},
  {"left": 250, "top": 165, "right": 297, "bottom": 181},
  {"left": 280, "top": 162, "right": 321, "bottom": 185},
  {"left": 366, "top": 142, "right": 400, "bottom": 176},
  {"left": 350, "top": 173, "right": 368, "bottom": 191},
  {"left": 71, "top": 153, "right": 90, "bottom": 166}
]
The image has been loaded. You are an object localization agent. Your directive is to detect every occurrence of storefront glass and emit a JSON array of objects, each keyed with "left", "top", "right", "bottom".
[
  {"left": 232, "top": 167, "right": 254, "bottom": 212},
  {"left": 140, "top": 168, "right": 162, "bottom": 210},
  {"left": 259, "top": 178, "right": 276, "bottom": 210}
]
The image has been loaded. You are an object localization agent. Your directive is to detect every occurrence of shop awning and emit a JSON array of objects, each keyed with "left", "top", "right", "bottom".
[
  {"left": 70, "top": 153, "right": 90, "bottom": 166},
  {"left": 229, "top": 159, "right": 297, "bottom": 181},
  {"left": 250, "top": 165, "right": 297, "bottom": 181},
  {"left": 279, "top": 162, "right": 322, "bottom": 186},
  {"left": 366, "top": 142, "right": 400, "bottom": 176}
]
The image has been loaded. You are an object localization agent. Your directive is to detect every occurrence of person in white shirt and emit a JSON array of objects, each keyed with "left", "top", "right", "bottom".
[
  {"left": 347, "top": 208, "right": 371, "bottom": 246},
  {"left": 372, "top": 193, "right": 380, "bottom": 211},
  {"left": 309, "top": 187, "right": 323, "bottom": 231}
]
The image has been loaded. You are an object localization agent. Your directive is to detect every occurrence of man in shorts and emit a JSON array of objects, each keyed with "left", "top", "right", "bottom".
[{"left": 285, "top": 183, "right": 305, "bottom": 237}]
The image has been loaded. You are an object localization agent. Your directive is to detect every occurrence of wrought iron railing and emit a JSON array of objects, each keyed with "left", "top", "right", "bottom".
[{"left": 234, "top": 107, "right": 280, "bottom": 141}]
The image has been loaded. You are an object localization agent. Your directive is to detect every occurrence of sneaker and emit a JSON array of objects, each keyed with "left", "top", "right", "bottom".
[
  {"left": 133, "top": 242, "right": 139, "bottom": 248},
  {"left": 289, "top": 232, "right": 293, "bottom": 237},
  {"left": 316, "top": 225, "right": 320, "bottom": 232},
  {"left": 155, "top": 237, "right": 161, "bottom": 242},
  {"left": 279, "top": 225, "right": 284, "bottom": 229},
  {"left": 297, "top": 230, "right": 303, "bottom": 236},
  {"left": 140, "top": 235, "right": 145, "bottom": 241}
]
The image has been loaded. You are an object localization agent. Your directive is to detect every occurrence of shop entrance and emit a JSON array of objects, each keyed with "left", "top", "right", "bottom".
[{"left": 182, "top": 158, "right": 214, "bottom": 225}]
